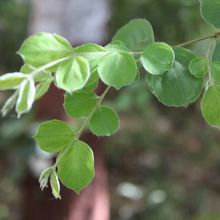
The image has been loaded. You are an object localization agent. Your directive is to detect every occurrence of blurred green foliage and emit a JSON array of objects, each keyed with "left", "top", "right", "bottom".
[
  {"left": 0, "top": 0, "right": 29, "bottom": 71},
  {"left": 0, "top": 1, "right": 31, "bottom": 219},
  {"left": 108, "top": 0, "right": 220, "bottom": 220},
  {"left": 111, "top": 0, "right": 212, "bottom": 43}
]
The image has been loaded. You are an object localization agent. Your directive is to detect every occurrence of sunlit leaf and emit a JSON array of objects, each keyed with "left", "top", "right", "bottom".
[
  {"left": 16, "top": 79, "right": 36, "bottom": 117},
  {"left": 55, "top": 56, "right": 90, "bottom": 93}
]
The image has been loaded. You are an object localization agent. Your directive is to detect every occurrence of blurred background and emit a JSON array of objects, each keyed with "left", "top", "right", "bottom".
[{"left": 1, "top": 0, "right": 220, "bottom": 219}]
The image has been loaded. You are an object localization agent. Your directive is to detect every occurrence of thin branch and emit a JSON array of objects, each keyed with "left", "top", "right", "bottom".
[
  {"left": 76, "top": 86, "right": 111, "bottom": 138},
  {"left": 175, "top": 32, "right": 220, "bottom": 47}
]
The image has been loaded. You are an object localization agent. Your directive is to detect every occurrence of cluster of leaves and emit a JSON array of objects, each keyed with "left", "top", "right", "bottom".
[{"left": 0, "top": 0, "right": 220, "bottom": 198}]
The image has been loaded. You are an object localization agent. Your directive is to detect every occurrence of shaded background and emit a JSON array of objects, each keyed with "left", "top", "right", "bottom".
[{"left": 0, "top": 0, "right": 220, "bottom": 219}]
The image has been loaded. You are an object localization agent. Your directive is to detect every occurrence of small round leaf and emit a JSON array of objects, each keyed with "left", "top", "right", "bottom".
[
  {"left": 89, "top": 106, "right": 119, "bottom": 136},
  {"left": 55, "top": 56, "right": 90, "bottom": 93},
  {"left": 34, "top": 119, "right": 73, "bottom": 153},
  {"left": 140, "top": 42, "right": 175, "bottom": 75},
  {"left": 98, "top": 52, "right": 137, "bottom": 89},
  {"left": 189, "top": 57, "right": 208, "bottom": 78},
  {"left": 201, "top": 85, "right": 220, "bottom": 127},
  {"left": 57, "top": 140, "right": 95, "bottom": 193},
  {"left": 147, "top": 48, "right": 203, "bottom": 107},
  {"left": 112, "top": 19, "right": 154, "bottom": 52},
  {"left": 64, "top": 92, "right": 98, "bottom": 118}
]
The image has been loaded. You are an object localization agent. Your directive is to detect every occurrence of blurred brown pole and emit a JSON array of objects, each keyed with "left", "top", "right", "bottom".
[{"left": 22, "top": 0, "right": 111, "bottom": 219}]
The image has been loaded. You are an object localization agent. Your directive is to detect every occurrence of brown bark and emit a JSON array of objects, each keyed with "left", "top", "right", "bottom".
[
  {"left": 67, "top": 133, "right": 109, "bottom": 220},
  {"left": 21, "top": 85, "right": 109, "bottom": 220},
  {"left": 22, "top": 1, "right": 111, "bottom": 218}
]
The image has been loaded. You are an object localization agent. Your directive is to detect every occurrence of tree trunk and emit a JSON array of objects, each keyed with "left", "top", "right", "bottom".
[{"left": 22, "top": 0, "right": 111, "bottom": 219}]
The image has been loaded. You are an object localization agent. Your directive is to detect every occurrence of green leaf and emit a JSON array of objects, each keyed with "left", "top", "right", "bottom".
[
  {"left": 20, "top": 63, "right": 52, "bottom": 82},
  {"left": 140, "top": 42, "right": 175, "bottom": 75},
  {"left": 1, "top": 92, "right": 18, "bottom": 116},
  {"left": 189, "top": 57, "right": 208, "bottom": 78},
  {"left": 98, "top": 52, "right": 137, "bottom": 89},
  {"left": 53, "top": 34, "right": 73, "bottom": 49},
  {"left": 199, "top": 0, "right": 220, "bottom": 29},
  {"left": 64, "top": 91, "right": 98, "bottom": 118},
  {"left": 39, "top": 167, "right": 53, "bottom": 190},
  {"left": 81, "top": 71, "right": 99, "bottom": 92},
  {"left": 16, "top": 79, "right": 36, "bottom": 117},
  {"left": 74, "top": 43, "right": 106, "bottom": 54},
  {"left": 112, "top": 19, "right": 154, "bottom": 52},
  {"left": 57, "top": 140, "right": 95, "bottom": 193},
  {"left": 34, "top": 119, "right": 73, "bottom": 153},
  {"left": 105, "top": 43, "right": 131, "bottom": 53},
  {"left": 174, "top": 47, "right": 196, "bottom": 66},
  {"left": 211, "top": 61, "right": 220, "bottom": 85},
  {"left": 201, "top": 85, "right": 220, "bottom": 127},
  {"left": 50, "top": 170, "right": 61, "bottom": 199},
  {"left": 18, "top": 33, "right": 72, "bottom": 68},
  {"left": 34, "top": 72, "right": 52, "bottom": 83},
  {"left": 35, "top": 79, "right": 53, "bottom": 101},
  {"left": 74, "top": 43, "right": 106, "bottom": 69},
  {"left": 89, "top": 106, "right": 119, "bottom": 136},
  {"left": 213, "top": 39, "right": 220, "bottom": 61},
  {"left": 147, "top": 48, "right": 203, "bottom": 107},
  {"left": 20, "top": 63, "right": 34, "bottom": 73},
  {"left": 55, "top": 56, "right": 90, "bottom": 93},
  {"left": 0, "top": 73, "right": 26, "bottom": 90}
]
